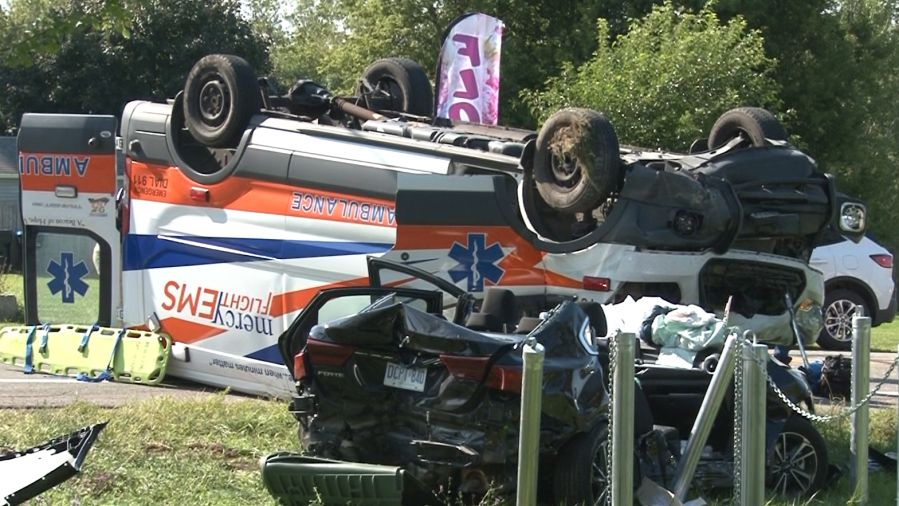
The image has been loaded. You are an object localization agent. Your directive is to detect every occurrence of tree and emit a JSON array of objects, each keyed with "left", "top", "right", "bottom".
[
  {"left": 0, "top": 0, "right": 270, "bottom": 134},
  {"left": 272, "top": 0, "right": 614, "bottom": 127},
  {"left": 522, "top": 1, "right": 781, "bottom": 152}
]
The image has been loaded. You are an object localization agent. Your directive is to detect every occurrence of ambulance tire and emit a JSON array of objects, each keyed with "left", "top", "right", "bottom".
[
  {"left": 534, "top": 108, "right": 621, "bottom": 215},
  {"left": 356, "top": 58, "right": 433, "bottom": 117},
  {"left": 707, "top": 107, "right": 788, "bottom": 150},
  {"left": 184, "top": 54, "right": 261, "bottom": 148}
]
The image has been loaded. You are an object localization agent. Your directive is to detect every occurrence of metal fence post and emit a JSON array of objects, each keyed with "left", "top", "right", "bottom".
[
  {"left": 611, "top": 332, "right": 635, "bottom": 506},
  {"left": 850, "top": 314, "right": 871, "bottom": 504},
  {"left": 516, "top": 337, "right": 544, "bottom": 506},
  {"left": 672, "top": 333, "right": 739, "bottom": 501},
  {"left": 741, "top": 342, "right": 767, "bottom": 506},
  {"left": 896, "top": 343, "right": 898, "bottom": 506}
]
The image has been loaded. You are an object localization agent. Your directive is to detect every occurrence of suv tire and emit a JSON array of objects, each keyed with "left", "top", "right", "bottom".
[
  {"left": 534, "top": 108, "right": 621, "bottom": 215},
  {"left": 818, "top": 288, "right": 866, "bottom": 351},
  {"left": 708, "top": 107, "right": 788, "bottom": 150},
  {"left": 356, "top": 58, "right": 433, "bottom": 117}
]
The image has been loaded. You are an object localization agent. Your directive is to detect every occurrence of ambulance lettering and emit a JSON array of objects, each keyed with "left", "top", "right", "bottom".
[
  {"left": 161, "top": 281, "right": 274, "bottom": 336},
  {"left": 289, "top": 191, "right": 396, "bottom": 226},
  {"left": 19, "top": 154, "right": 90, "bottom": 177}
]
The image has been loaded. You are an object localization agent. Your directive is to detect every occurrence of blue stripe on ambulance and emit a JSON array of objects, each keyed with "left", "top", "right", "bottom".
[
  {"left": 244, "top": 344, "right": 283, "bottom": 364},
  {"left": 122, "top": 235, "right": 393, "bottom": 270}
]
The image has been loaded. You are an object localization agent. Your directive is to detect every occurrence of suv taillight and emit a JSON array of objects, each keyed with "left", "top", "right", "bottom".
[
  {"left": 440, "top": 355, "right": 490, "bottom": 381},
  {"left": 871, "top": 254, "right": 893, "bottom": 269},
  {"left": 485, "top": 365, "right": 523, "bottom": 394},
  {"left": 293, "top": 351, "right": 307, "bottom": 381},
  {"left": 307, "top": 340, "right": 356, "bottom": 367}
]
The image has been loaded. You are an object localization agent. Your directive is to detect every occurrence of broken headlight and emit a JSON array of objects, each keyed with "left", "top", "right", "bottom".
[{"left": 839, "top": 202, "right": 866, "bottom": 234}]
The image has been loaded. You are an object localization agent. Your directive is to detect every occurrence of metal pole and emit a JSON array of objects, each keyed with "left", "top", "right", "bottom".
[
  {"left": 896, "top": 343, "right": 898, "bottom": 506},
  {"left": 516, "top": 337, "right": 544, "bottom": 506},
  {"left": 741, "top": 343, "right": 767, "bottom": 506},
  {"left": 850, "top": 314, "right": 871, "bottom": 504},
  {"left": 786, "top": 293, "right": 811, "bottom": 370},
  {"left": 672, "top": 333, "right": 740, "bottom": 501},
  {"left": 611, "top": 332, "right": 635, "bottom": 506}
]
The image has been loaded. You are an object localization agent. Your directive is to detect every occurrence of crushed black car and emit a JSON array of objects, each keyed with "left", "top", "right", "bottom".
[
  {"left": 275, "top": 258, "right": 608, "bottom": 505},
  {"left": 270, "top": 258, "right": 829, "bottom": 506}
]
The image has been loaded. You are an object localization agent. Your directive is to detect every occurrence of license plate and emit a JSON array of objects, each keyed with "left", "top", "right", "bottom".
[{"left": 383, "top": 363, "right": 427, "bottom": 392}]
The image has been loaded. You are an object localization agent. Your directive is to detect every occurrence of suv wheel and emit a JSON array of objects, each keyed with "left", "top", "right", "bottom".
[
  {"left": 708, "top": 107, "right": 788, "bottom": 150},
  {"left": 533, "top": 108, "right": 621, "bottom": 215},
  {"left": 817, "top": 288, "right": 866, "bottom": 351}
]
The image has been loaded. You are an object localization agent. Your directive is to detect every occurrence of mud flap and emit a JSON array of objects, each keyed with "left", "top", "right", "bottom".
[
  {"left": 0, "top": 422, "right": 107, "bottom": 506},
  {"left": 260, "top": 453, "right": 441, "bottom": 506}
]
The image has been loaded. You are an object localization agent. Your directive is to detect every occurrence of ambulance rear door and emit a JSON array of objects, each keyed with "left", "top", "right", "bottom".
[{"left": 17, "top": 113, "right": 122, "bottom": 328}]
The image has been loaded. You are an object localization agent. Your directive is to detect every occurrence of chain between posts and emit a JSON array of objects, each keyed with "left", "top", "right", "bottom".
[
  {"left": 606, "top": 332, "right": 617, "bottom": 506},
  {"left": 747, "top": 346, "right": 899, "bottom": 423},
  {"left": 732, "top": 335, "right": 744, "bottom": 506}
]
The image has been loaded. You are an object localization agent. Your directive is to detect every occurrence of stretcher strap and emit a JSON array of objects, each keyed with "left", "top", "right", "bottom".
[
  {"left": 76, "top": 328, "right": 127, "bottom": 383},
  {"left": 77, "top": 324, "right": 100, "bottom": 353},
  {"left": 22, "top": 326, "right": 38, "bottom": 374},
  {"left": 38, "top": 323, "right": 51, "bottom": 354}
]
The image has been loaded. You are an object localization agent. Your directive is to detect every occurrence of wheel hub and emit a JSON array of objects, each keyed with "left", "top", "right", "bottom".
[
  {"left": 199, "top": 79, "right": 229, "bottom": 123},
  {"left": 770, "top": 431, "right": 817, "bottom": 495},
  {"left": 824, "top": 299, "right": 857, "bottom": 342},
  {"left": 550, "top": 151, "right": 581, "bottom": 189},
  {"left": 369, "top": 78, "right": 403, "bottom": 112}
]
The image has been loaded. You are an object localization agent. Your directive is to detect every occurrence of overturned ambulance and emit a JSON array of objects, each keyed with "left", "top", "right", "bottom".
[{"left": 12, "top": 53, "right": 864, "bottom": 396}]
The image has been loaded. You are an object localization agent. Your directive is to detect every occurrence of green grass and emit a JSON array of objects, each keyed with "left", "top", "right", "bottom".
[
  {"left": 0, "top": 395, "right": 897, "bottom": 506},
  {"left": 0, "top": 272, "right": 100, "bottom": 325},
  {"left": 34, "top": 275, "right": 101, "bottom": 324},
  {"left": 871, "top": 320, "right": 899, "bottom": 353},
  {"left": 0, "top": 395, "right": 300, "bottom": 506}
]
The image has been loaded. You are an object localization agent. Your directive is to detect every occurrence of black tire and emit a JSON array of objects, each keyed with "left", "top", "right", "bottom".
[
  {"left": 356, "top": 57, "right": 433, "bottom": 117},
  {"left": 183, "top": 54, "right": 261, "bottom": 148},
  {"left": 707, "top": 107, "right": 788, "bottom": 150},
  {"left": 766, "top": 416, "right": 829, "bottom": 497},
  {"left": 817, "top": 288, "right": 866, "bottom": 351},
  {"left": 553, "top": 422, "right": 610, "bottom": 506},
  {"left": 534, "top": 108, "right": 620, "bottom": 215}
]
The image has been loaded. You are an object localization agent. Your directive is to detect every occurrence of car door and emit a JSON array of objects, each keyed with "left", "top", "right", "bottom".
[
  {"left": 277, "top": 286, "right": 443, "bottom": 377},
  {"left": 366, "top": 256, "right": 475, "bottom": 324},
  {"left": 17, "top": 114, "right": 122, "bottom": 328}
]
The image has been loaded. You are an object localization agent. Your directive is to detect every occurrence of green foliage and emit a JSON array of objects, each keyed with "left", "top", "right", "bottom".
[
  {"left": 0, "top": 0, "right": 270, "bottom": 134},
  {"left": 273, "top": 0, "right": 612, "bottom": 127},
  {"left": 522, "top": 1, "right": 781, "bottom": 152}
]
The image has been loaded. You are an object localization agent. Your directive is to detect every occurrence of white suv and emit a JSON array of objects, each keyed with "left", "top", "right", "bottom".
[{"left": 810, "top": 230, "right": 896, "bottom": 350}]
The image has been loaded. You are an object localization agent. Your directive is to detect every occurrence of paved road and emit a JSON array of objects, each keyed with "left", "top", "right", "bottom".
[
  {"left": 0, "top": 364, "right": 246, "bottom": 409},
  {"left": 0, "top": 350, "right": 896, "bottom": 409}
]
